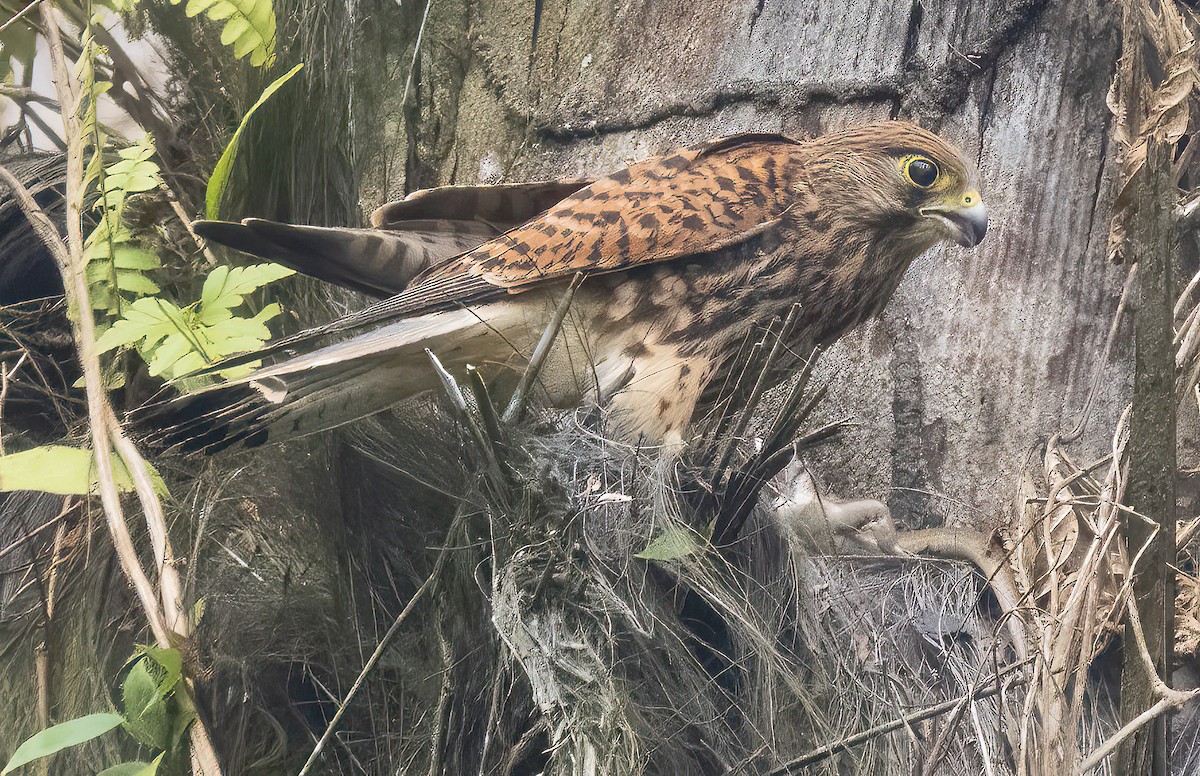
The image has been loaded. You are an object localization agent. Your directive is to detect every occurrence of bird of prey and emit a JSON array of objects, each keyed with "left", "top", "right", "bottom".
[{"left": 162, "top": 121, "right": 986, "bottom": 452}]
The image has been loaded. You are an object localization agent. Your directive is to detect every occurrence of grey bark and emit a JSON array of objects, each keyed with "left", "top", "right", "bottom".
[{"left": 387, "top": 0, "right": 1128, "bottom": 530}]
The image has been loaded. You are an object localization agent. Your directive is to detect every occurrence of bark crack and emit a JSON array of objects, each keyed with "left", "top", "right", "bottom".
[
  {"left": 900, "top": 0, "right": 925, "bottom": 70},
  {"left": 901, "top": 0, "right": 1049, "bottom": 116},
  {"left": 1083, "top": 116, "right": 1112, "bottom": 263},
  {"left": 749, "top": 0, "right": 766, "bottom": 37},
  {"left": 480, "top": 0, "right": 1049, "bottom": 144},
  {"left": 975, "top": 64, "right": 1000, "bottom": 167},
  {"left": 538, "top": 78, "right": 902, "bottom": 141},
  {"left": 529, "top": 0, "right": 545, "bottom": 72}
]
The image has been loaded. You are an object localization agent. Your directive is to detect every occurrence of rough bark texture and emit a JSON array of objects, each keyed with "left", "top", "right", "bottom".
[{"left": 380, "top": 0, "right": 1128, "bottom": 529}]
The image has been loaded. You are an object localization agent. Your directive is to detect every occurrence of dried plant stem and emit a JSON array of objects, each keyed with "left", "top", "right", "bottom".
[
  {"left": 1079, "top": 592, "right": 1200, "bottom": 772},
  {"left": 107, "top": 407, "right": 189, "bottom": 636},
  {"left": 164, "top": 190, "right": 220, "bottom": 267},
  {"left": 0, "top": 351, "right": 28, "bottom": 454},
  {"left": 428, "top": 620, "right": 454, "bottom": 776},
  {"left": 762, "top": 660, "right": 1031, "bottom": 775},
  {"left": 297, "top": 507, "right": 468, "bottom": 776},
  {"left": 35, "top": 515, "right": 69, "bottom": 728},
  {"left": 22, "top": 6, "right": 222, "bottom": 773},
  {"left": 502, "top": 274, "right": 584, "bottom": 424}
]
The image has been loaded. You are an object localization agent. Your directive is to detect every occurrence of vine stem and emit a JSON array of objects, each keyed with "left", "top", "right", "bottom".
[{"left": 13, "top": 5, "right": 223, "bottom": 774}]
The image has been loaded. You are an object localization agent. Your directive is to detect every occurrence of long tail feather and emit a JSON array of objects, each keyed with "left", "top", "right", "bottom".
[
  {"left": 193, "top": 218, "right": 495, "bottom": 296},
  {"left": 142, "top": 307, "right": 509, "bottom": 453}
]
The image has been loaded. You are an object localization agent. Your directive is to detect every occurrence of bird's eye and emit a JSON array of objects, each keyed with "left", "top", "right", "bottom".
[{"left": 904, "top": 157, "right": 940, "bottom": 188}]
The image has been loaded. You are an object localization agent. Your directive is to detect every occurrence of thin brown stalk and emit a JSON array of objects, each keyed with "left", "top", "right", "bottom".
[
  {"left": 297, "top": 506, "right": 468, "bottom": 776},
  {"left": 761, "top": 660, "right": 1032, "bottom": 775},
  {"left": 502, "top": 273, "right": 584, "bottom": 424},
  {"left": 0, "top": 350, "right": 27, "bottom": 454},
  {"left": 34, "top": 6, "right": 220, "bottom": 771},
  {"left": 35, "top": 516, "right": 68, "bottom": 728},
  {"left": 163, "top": 187, "right": 220, "bottom": 267}
]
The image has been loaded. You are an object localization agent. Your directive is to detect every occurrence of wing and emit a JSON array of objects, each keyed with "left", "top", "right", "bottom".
[
  {"left": 207, "top": 133, "right": 808, "bottom": 371},
  {"left": 192, "top": 180, "right": 593, "bottom": 297},
  {"left": 369, "top": 179, "right": 593, "bottom": 229},
  {"left": 425, "top": 132, "right": 807, "bottom": 287}
]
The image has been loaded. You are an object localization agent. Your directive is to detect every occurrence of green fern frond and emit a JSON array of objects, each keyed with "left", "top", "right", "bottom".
[
  {"left": 96, "top": 263, "right": 294, "bottom": 388},
  {"left": 84, "top": 135, "right": 164, "bottom": 319},
  {"left": 172, "top": 0, "right": 277, "bottom": 67}
]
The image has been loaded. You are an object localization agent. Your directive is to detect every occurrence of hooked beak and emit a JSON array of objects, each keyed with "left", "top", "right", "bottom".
[{"left": 921, "top": 201, "right": 988, "bottom": 248}]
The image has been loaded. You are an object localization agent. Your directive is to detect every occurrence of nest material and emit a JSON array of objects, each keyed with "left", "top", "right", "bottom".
[{"left": 0, "top": 336, "right": 1140, "bottom": 776}]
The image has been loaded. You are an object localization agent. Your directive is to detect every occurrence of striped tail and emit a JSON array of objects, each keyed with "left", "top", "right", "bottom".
[
  {"left": 192, "top": 218, "right": 494, "bottom": 297},
  {"left": 144, "top": 307, "right": 508, "bottom": 453}
]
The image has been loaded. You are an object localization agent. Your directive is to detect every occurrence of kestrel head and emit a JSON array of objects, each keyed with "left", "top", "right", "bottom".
[{"left": 807, "top": 121, "right": 988, "bottom": 251}]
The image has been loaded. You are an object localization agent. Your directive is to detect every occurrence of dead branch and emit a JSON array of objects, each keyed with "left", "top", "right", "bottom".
[
  {"left": 1079, "top": 590, "right": 1200, "bottom": 772},
  {"left": 761, "top": 659, "right": 1033, "bottom": 775}
]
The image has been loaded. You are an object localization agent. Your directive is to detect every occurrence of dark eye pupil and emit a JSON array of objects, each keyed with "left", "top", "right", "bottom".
[{"left": 909, "top": 158, "right": 938, "bottom": 187}]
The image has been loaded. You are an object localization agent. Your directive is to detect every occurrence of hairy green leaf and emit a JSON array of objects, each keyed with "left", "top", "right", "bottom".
[
  {"left": 1, "top": 714, "right": 124, "bottom": 775},
  {"left": 205, "top": 62, "right": 303, "bottom": 218},
  {"left": 135, "top": 646, "right": 183, "bottom": 699},
  {"left": 121, "top": 661, "right": 170, "bottom": 750}
]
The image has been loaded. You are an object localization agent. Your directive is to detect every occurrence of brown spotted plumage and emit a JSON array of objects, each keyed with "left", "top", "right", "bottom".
[{"left": 158, "top": 121, "right": 987, "bottom": 452}]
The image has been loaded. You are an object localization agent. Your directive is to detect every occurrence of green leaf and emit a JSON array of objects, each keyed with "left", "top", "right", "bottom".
[
  {"left": 0, "top": 446, "right": 134, "bottom": 495},
  {"left": 136, "top": 646, "right": 183, "bottom": 699},
  {"left": 95, "top": 298, "right": 190, "bottom": 355},
  {"left": 112, "top": 246, "right": 162, "bottom": 271},
  {"left": 121, "top": 660, "right": 170, "bottom": 750},
  {"left": 205, "top": 63, "right": 303, "bottom": 218},
  {"left": 147, "top": 334, "right": 204, "bottom": 378},
  {"left": 635, "top": 526, "right": 704, "bottom": 561},
  {"left": 202, "top": 315, "right": 273, "bottom": 353},
  {"left": 0, "top": 446, "right": 170, "bottom": 498},
  {"left": 175, "top": 0, "right": 277, "bottom": 66},
  {"left": 82, "top": 135, "right": 164, "bottom": 317},
  {"left": 198, "top": 264, "right": 293, "bottom": 323},
  {"left": 167, "top": 702, "right": 196, "bottom": 752},
  {"left": 2, "top": 714, "right": 124, "bottom": 775},
  {"left": 116, "top": 270, "right": 161, "bottom": 295},
  {"left": 96, "top": 754, "right": 163, "bottom": 776}
]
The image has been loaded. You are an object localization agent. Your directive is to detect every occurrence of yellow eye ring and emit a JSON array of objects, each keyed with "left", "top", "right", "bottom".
[{"left": 903, "top": 156, "right": 940, "bottom": 188}]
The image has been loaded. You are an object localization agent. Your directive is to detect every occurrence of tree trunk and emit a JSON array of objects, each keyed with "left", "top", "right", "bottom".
[{"left": 1117, "top": 134, "right": 1178, "bottom": 776}]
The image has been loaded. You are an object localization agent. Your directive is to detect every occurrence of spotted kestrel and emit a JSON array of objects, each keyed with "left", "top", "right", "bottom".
[{"left": 163, "top": 121, "right": 986, "bottom": 452}]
